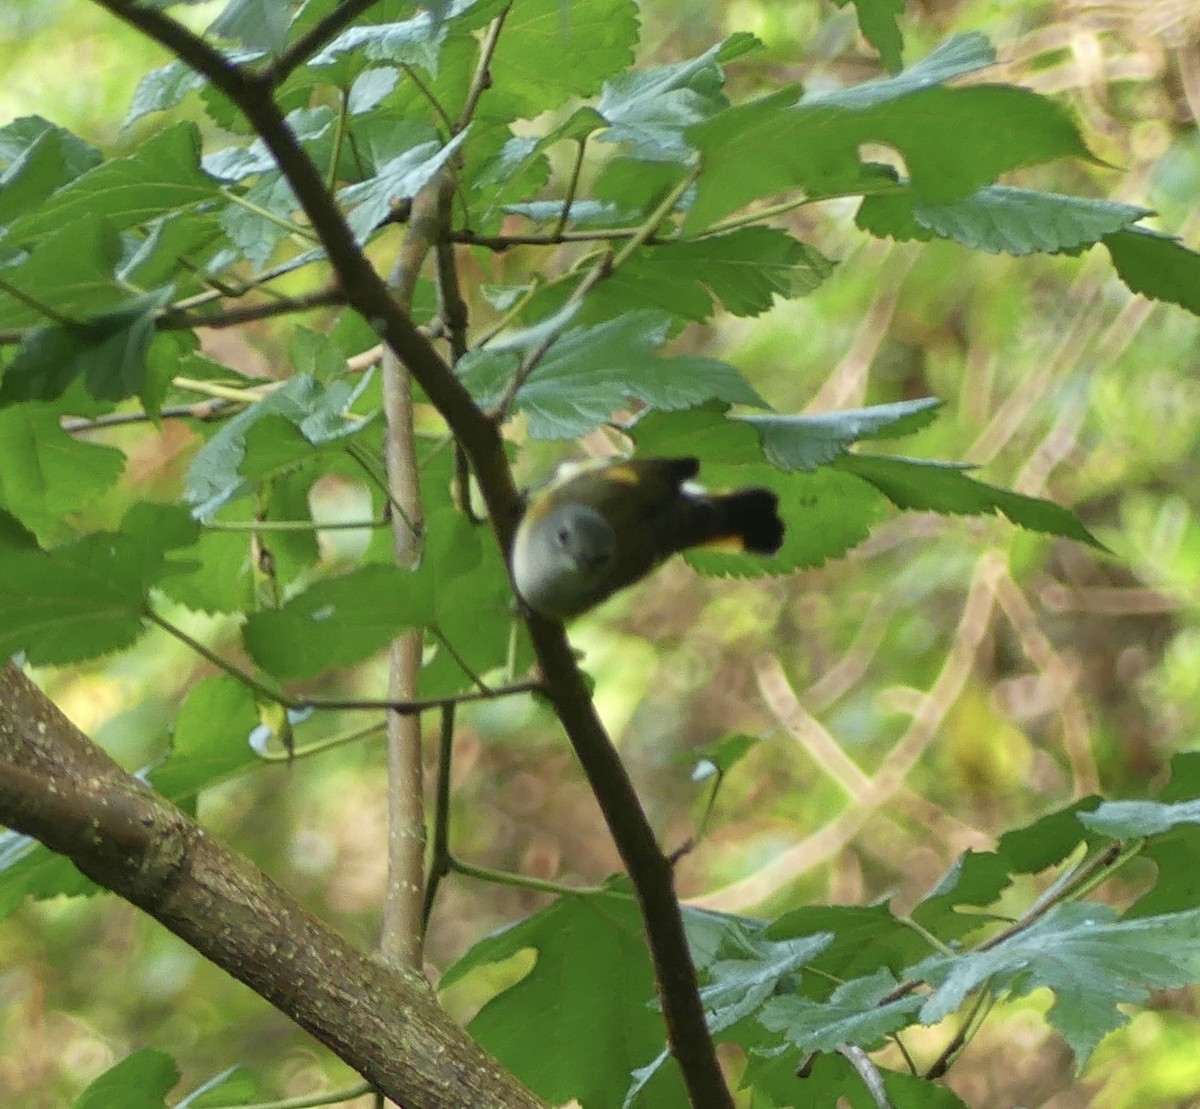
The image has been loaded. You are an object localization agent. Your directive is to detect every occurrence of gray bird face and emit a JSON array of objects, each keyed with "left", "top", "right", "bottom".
[{"left": 513, "top": 503, "right": 616, "bottom": 617}]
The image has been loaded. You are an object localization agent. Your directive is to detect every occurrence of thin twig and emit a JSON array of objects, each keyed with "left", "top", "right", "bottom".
[
  {"left": 455, "top": 7, "right": 510, "bottom": 132},
  {"left": 162, "top": 287, "right": 346, "bottom": 330},
  {"left": 63, "top": 399, "right": 238, "bottom": 432},
  {"left": 493, "top": 164, "right": 701, "bottom": 420},
  {"left": 838, "top": 1046, "right": 893, "bottom": 1109},
  {"left": 422, "top": 704, "right": 456, "bottom": 932},
  {"left": 265, "top": 0, "right": 383, "bottom": 85}
]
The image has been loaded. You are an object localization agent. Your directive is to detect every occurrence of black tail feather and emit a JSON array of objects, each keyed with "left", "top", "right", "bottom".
[{"left": 721, "top": 489, "right": 784, "bottom": 554}]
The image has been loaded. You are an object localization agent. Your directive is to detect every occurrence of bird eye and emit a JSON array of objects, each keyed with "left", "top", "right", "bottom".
[{"left": 556, "top": 526, "right": 571, "bottom": 545}]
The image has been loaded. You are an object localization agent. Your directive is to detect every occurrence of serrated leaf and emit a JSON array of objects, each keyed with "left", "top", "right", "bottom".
[
  {"left": 858, "top": 182, "right": 1151, "bottom": 254},
  {"left": 440, "top": 884, "right": 690, "bottom": 1107},
  {"left": 1103, "top": 226, "right": 1200, "bottom": 316},
  {"left": 309, "top": 6, "right": 453, "bottom": 71},
  {"left": 600, "top": 228, "right": 834, "bottom": 322},
  {"left": 836, "top": 453, "right": 1104, "bottom": 547},
  {"left": 242, "top": 563, "right": 433, "bottom": 681},
  {"left": 0, "top": 218, "right": 126, "bottom": 329},
  {"left": 339, "top": 129, "right": 469, "bottom": 242},
  {"left": 912, "top": 797, "right": 1101, "bottom": 939},
  {"left": 0, "top": 503, "right": 198, "bottom": 664},
  {"left": 700, "top": 922, "right": 834, "bottom": 1033},
  {"left": 0, "top": 288, "right": 175, "bottom": 407},
  {"left": 459, "top": 311, "right": 763, "bottom": 439},
  {"left": 768, "top": 903, "right": 936, "bottom": 981},
  {"left": 595, "top": 37, "right": 739, "bottom": 160},
  {"left": 758, "top": 968, "right": 923, "bottom": 1053},
  {"left": 7, "top": 123, "right": 218, "bottom": 243},
  {"left": 742, "top": 397, "right": 943, "bottom": 471},
  {"left": 0, "top": 119, "right": 102, "bottom": 227},
  {"left": 687, "top": 33, "right": 1090, "bottom": 230},
  {"left": 73, "top": 1048, "right": 178, "bottom": 1109},
  {"left": 913, "top": 903, "right": 1200, "bottom": 1067},
  {"left": 185, "top": 374, "right": 375, "bottom": 517},
  {"left": 627, "top": 403, "right": 766, "bottom": 463},
  {"left": 486, "top": 0, "right": 640, "bottom": 118},
  {"left": 0, "top": 404, "right": 125, "bottom": 532},
  {"left": 420, "top": 508, "right": 522, "bottom": 697},
  {"left": 686, "top": 462, "right": 889, "bottom": 577}
]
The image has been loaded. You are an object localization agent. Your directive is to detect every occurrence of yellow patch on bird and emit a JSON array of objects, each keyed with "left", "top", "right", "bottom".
[
  {"left": 698, "top": 534, "right": 748, "bottom": 553},
  {"left": 603, "top": 463, "right": 641, "bottom": 486}
]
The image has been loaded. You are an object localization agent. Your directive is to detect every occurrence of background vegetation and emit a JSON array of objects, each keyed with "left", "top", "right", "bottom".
[{"left": 2, "top": 0, "right": 1200, "bottom": 1107}]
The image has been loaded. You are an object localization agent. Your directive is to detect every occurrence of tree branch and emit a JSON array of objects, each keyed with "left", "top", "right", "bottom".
[
  {"left": 0, "top": 663, "right": 545, "bottom": 1109},
  {"left": 87, "top": 5, "right": 732, "bottom": 1104}
]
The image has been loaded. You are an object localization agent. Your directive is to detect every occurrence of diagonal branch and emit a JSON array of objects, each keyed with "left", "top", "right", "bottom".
[
  {"left": 87, "top": 5, "right": 732, "bottom": 1105},
  {"left": 0, "top": 663, "right": 545, "bottom": 1109}
]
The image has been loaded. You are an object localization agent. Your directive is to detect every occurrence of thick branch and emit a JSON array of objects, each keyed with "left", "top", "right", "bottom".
[{"left": 0, "top": 663, "right": 544, "bottom": 1109}]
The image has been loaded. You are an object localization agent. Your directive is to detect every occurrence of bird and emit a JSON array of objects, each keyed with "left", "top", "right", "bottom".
[{"left": 510, "top": 456, "right": 785, "bottom": 618}]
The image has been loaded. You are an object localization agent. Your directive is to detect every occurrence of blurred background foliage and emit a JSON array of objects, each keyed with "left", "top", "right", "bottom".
[{"left": 2, "top": 0, "right": 1200, "bottom": 1107}]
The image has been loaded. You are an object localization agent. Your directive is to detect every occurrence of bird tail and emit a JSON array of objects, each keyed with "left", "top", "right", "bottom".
[{"left": 705, "top": 488, "right": 785, "bottom": 555}]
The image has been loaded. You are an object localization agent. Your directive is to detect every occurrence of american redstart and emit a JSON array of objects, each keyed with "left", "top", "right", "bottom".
[{"left": 511, "top": 457, "right": 785, "bottom": 618}]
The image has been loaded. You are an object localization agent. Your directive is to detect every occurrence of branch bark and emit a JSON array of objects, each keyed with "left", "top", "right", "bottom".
[{"left": 0, "top": 663, "right": 545, "bottom": 1109}]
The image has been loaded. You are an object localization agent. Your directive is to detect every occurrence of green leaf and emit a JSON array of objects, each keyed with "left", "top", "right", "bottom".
[
  {"left": 339, "top": 129, "right": 469, "bottom": 241},
  {"left": 6, "top": 123, "right": 218, "bottom": 244},
  {"left": 1125, "top": 754, "right": 1200, "bottom": 918},
  {"left": 684, "top": 463, "right": 888, "bottom": 576},
  {"left": 486, "top": 0, "right": 640, "bottom": 119},
  {"left": 768, "top": 903, "right": 936, "bottom": 981},
  {"left": 176, "top": 1065, "right": 259, "bottom": 1109},
  {"left": 834, "top": 0, "right": 905, "bottom": 73},
  {"left": 741, "top": 397, "right": 943, "bottom": 470},
  {"left": 1103, "top": 226, "right": 1200, "bottom": 316},
  {"left": 242, "top": 563, "right": 433, "bottom": 681},
  {"left": 441, "top": 884, "right": 690, "bottom": 1107},
  {"left": 687, "top": 33, "right": 1090, "bottom": 230},
  {"left": 185, "top": 374, "right": 376, "bottom": 516},
  {"left": 0, "top": 503, "right": 198, "bottom": 664},
  {"left": 0, "top": 218, "right": 126, "bottom": 329},
  {"left": 73, "top": 1048, "right": 178, "bottom": 1109},
  {"left": 627, "top": 403, "right": 766, "bottom": 463},
  {"left": 913, "top": 904, "right": 1200, "bottom": 1067},
  {"left": 758, "top": 968, "right": 923, "bottom": 1053},
  {"left": 0, "top": 830, "right": 95, "bottom": 920},
  {"left": 0, "top": 288, "right": 175, "bottom": 406},
  {"left": 148, "top": 677, "right": 262, "bottom": 804},
  {"left": 835, "top": 453, "right": 1104, "bottom": 547},
  {"left": 0, "top": 404, "right": 125, "bottom": 533},
  {"left": 420, "top": 509, "right": 523, "bottom": 697},
  {"left": 219, "top": 173, "right": 301, "bottom": 266},
  {"left": 599, "top": 228, "right": 834, "bottom": 322},
  {"left": 0, "top": 118, "right": 102, "bottom": 227},
  {"left": 157, "top": 527, "right": 252, "bottom": 615},
  {"left": 912, "top": 798, "right": 1101, "bottom": 939},
  {"left": 207, "top": 0, "right": 294, "bottom": 54},
  {"left": 858, "top": 183, "right": 1151, "bottom": 255},
  {"left": 595, "top": 37, "right": 743, "bottom": 160},
  {"left": 699, "top": 920, "right": 833, "bottom": 1034},
  {"left": 458, "top": 311, "right": 764, "bottom": 439}
]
